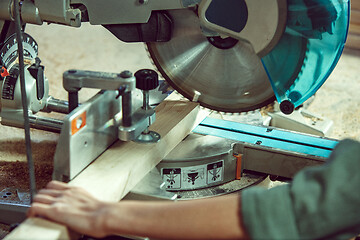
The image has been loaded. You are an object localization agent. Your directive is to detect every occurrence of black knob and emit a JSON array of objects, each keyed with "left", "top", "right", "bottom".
[
  {"left": 135, "top": 69, "right": 159, "bottom": 91},
  {"left": 280, "top": 100, "right": 295, "bottom": 115}
]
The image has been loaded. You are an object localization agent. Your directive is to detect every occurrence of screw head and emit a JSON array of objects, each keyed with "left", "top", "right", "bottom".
[
  {"left": 120, "top": 70, "right": 133, "bottom": 78},
  {"left": 76, "top": 117, "right": 83, "bottom": 129}
]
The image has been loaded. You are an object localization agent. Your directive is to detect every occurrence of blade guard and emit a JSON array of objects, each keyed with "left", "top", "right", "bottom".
[{"left": 262, "top": 0, "right": 350, "bottom": 113}]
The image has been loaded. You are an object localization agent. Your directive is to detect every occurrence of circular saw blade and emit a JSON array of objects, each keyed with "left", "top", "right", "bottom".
[{"left": 147, "top": 9, "right": 275, "bottom": 112}]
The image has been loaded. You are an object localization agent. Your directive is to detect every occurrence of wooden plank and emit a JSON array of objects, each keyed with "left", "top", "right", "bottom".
[
  {"left": 5, "top": 218, "right": 75, "bottom": 240},
  {"left": 5, "top": 97, "right": 207, "bottom": 240}
]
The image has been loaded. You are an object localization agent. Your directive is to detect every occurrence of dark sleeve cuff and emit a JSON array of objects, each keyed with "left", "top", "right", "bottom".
[{"left": 241, "top": 185, "right": 299, "bottom": 240}]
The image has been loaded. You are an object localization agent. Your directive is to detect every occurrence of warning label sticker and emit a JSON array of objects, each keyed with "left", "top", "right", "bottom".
[
  {"left": 162, "top": 168, "right": 181, "bottom": 189},
  {"left": 182, "top": 167, "right": 206, "bottom": 189},
  {"left": 207, "top": 161, "right": 224, "bottom": 184},
  {"left": 161, "top": 160, "right": 224, "bottom": 190}
]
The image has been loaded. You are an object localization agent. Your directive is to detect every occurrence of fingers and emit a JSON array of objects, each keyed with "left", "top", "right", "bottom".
[
  {"left": 33, "top": 180, "right": 71, "bottom": 199},
  {"left": 34, "top": 181, "right": 81, "bottom": 204},
  {"left": 27, "top": 202, "right": 53, "bottom": 218},
  {"left": 27, "top": 181, "right": 72, "bottom": 220},
  {"left": 27, "top": 202, "right": 66, "bottom": 224},
  {"left": 46, "top": 180, "right": 70, "bottom": 190},
  {"left": 33, "top": 194, "right": 56, "bottom": 205},
  {"left": 37, "top": 189, "right": 63, "bottom": 198}
]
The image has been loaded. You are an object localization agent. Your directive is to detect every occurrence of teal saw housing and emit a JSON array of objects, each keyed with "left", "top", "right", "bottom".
[{"left": 262, "top": 0, "right": 350, "bottom": 113}]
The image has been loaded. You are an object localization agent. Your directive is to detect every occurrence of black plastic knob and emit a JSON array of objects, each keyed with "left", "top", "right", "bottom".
[
  {"left": 135, "top": 69, "right": 159, "bottom": 91},
  {"left": 280, "top": 100, "right": 295, "bottom": 115}
]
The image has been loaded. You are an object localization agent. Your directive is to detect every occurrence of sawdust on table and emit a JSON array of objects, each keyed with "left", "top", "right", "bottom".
[
  {"left": 0, "top": 138, "right": 56, "bottom": 191},
  {"left": 0, "top": 223, "right": 10, "bottom": 239}
]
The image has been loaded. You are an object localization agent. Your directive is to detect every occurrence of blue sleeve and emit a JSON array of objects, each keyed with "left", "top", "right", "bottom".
[{"left": 241, "top": 139, "right": 360, "bottom": 240}]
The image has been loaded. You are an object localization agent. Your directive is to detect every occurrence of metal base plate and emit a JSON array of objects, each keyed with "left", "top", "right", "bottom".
[
  {"left": 0, "top": 188, "right": 30, "bottom": 225},
  {"left": 135, "top": 131, "right": 161, "bottom": 143},
  {"left": 126, "top": 134, "right": 267, "bottom": 200}
]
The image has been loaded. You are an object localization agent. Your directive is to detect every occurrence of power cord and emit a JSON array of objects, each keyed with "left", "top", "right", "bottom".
[{"left": 13, "top": 0, "right": 37, "bottom": 202}]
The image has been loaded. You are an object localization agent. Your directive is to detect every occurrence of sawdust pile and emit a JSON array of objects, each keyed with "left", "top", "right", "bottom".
[
  {"left": 0, "top": 223, "right": 10, "bottom": 239},
  {"left": 0, "top": 140, "right": 56, "bottom": 191},
  {"left": 0, "top": 160, "right": 53, "bottom": 191}
]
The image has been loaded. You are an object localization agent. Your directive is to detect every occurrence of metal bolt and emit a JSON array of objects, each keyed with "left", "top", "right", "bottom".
[
  {"left": 76, "top": 117, "right": 83, "bottom": 129},
  {"left": 138, "top": 0, "right": 148, "bottom": 4},
  {"left": 120, "top": 70, "right": 132, "bottom": 78}
]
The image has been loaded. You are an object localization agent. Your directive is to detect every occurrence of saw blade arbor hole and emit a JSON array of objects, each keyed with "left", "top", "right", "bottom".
[{"left": 207, "top": 36, "right": 239, "bottom": 49}]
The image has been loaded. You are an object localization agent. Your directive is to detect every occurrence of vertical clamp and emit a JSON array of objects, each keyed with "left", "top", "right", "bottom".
[{"left": 118, "top": 69, "right": 160, "bottom": 142}]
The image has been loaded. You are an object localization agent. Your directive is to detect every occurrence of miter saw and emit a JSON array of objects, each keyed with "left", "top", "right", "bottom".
[{"left": 0, "top": 0, "right": 350, "bottom": 226}]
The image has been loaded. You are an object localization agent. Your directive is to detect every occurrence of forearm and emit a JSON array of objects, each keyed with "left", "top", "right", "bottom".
[
  {"left": 28, "top": 181, "right": 249, "bottom": 239},
  {"left": 102, "top": 194, "right": 249, "bottom": 239}
]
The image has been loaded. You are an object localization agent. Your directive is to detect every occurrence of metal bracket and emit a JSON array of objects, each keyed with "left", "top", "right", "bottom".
[
  {"left": 267, "top": 108, "right": 333, "bottom": 137},
  {"left": 233, "top": 142, "right": 326, "bottom": 179},
  {"left": 33, "top": 0, "right": 81, "bottom": 26},
  {"left": 118, "top": 107, "right": 155, "bottom": 141},
  {"left": 0, "top": 189, "right": 30, "bottom": 225},
  {"left": 53, "top": 90, "right": 120, "bottom": 181}
]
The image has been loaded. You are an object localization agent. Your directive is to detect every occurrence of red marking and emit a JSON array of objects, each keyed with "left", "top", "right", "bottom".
[
  {"left": 0, "top": 67, "right": 9, "bottom": 78},
  {"left": 71, "top": 111, "right": 87, "bottom": 135},
  {"left": 234, "top": 154, "right": 243, "bottom": 180}
]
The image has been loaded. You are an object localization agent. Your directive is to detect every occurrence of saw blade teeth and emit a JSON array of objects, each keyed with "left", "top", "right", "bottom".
[{"left": 288, "top": 40, "right": 310, "bottom": 95}]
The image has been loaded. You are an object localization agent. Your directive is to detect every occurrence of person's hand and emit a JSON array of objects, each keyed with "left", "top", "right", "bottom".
[{"left": 27, "top": 180, "right": 113, "bottom": 238}]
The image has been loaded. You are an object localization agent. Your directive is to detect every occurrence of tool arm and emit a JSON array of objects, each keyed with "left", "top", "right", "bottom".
[
  {"left": 0, "top": 0, "right": 193, "bottom": 26},
  {"left": 242, "top": 139, "right": 360, "bottom": 240},
  {"left": 28, "top": 182, "right": 249, "bottom": 239}
]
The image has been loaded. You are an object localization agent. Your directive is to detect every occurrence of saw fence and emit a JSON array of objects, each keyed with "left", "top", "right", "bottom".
[{"left": 347, "top": 1, "right": 360, "bottom": 49}]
